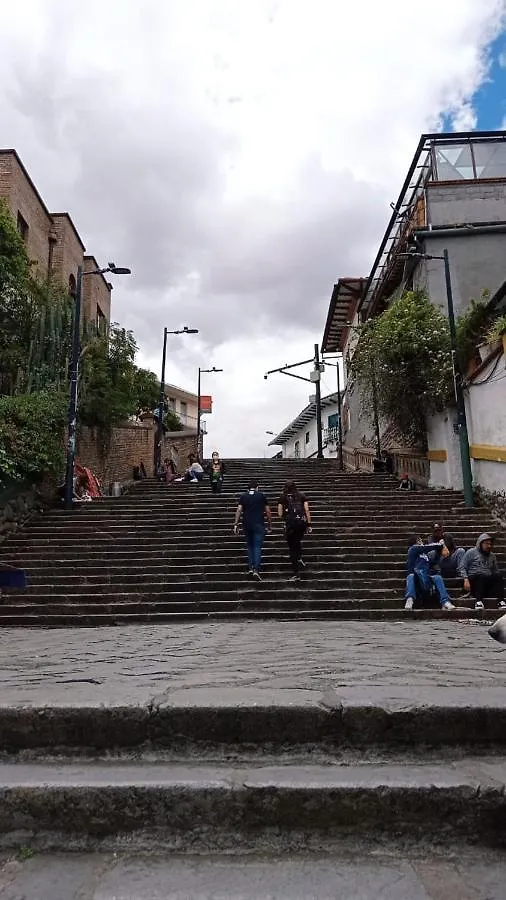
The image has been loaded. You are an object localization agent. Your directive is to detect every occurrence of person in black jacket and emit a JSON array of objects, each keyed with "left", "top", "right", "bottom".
[{"left": 277, "top": 481, "right": 312, "bottom": 581}]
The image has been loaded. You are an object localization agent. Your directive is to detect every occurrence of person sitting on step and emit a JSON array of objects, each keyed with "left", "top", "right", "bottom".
[
  {"left": 428, "top": 525, "right": 466, "bottom": 578},
  {"left": 184, "top": 454, "right": 204, "bottom": 483},
  {"left": 458, "top": 533, "right": 506, "bottom": 612},
  {"left": 404, "top": 534, "right": 455, "bottom": 611},
  {"left": 398, "top": 472, "right": 416, "bottom": 492}
]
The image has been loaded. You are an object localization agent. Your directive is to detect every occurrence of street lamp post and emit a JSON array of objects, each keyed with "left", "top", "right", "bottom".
[
  {"left": 401, "top": 245, "right": 474, "bottom": 506},
  {"left": 197, "top": 366, "right": 223, "bottom": 456},
  {"left": 313, "top": 344, "right": 324, "bottom": 460},
  {"left": 264, "top": 345, "right": 324, "bottom": 460},
  {"left": 64, "top": 262, "right": 131, "bottom": 509},
  {"left": 155, "top": 326, "right": 198, "bottom": 475}
]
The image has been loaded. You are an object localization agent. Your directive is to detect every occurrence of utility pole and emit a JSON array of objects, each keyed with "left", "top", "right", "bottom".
[
  {"left": 314, "top": 343, "right": 324, "bottom": 460},
  {"left": 264, "top": 348, "right": 324, "bottom": 460},
  {"left": 443, "top": 248, "right": 474, "bottom": 506}
]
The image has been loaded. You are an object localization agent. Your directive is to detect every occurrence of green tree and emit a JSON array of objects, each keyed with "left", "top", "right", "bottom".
[
  {"left": 0, "top": 201, "right": 74, "bottom": 396},
  {"left": 0, "top": 391, "right": 67, "bottom": 485},
  {"left": 350, "top": 291, "right": 453, "bottom": 442},
  {"left": 0, "top": 201, "right": 33, "bottom": 395}
]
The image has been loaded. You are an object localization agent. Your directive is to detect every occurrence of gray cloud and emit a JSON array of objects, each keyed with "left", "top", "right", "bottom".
[{"left": 1, "top": 0, "right": 503, "bottom": 455}]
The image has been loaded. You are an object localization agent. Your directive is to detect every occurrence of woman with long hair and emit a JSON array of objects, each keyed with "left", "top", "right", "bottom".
[{"left": 277, "top": 480, "right": 312, "bottom": 581}]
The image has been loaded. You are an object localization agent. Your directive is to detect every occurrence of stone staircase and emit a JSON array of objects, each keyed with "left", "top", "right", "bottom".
[{"left": 1, "top": 457, "right": 504, "bottom": 626}]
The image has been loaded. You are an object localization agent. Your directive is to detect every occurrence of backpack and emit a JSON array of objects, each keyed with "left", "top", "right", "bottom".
[
  {"left": 285, "top": 494, "right": 307, "bottom": 529},
  {"left": 413, "top": 572, "right": 438, "bottom": 609}
]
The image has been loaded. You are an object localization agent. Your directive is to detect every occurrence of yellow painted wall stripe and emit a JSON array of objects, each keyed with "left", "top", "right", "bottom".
[
  {"left": 470, "top": 444, "right": 506, "bottom": 463},
  {"left": 427, "top": 449, "right": 447, "bottom": 462}
]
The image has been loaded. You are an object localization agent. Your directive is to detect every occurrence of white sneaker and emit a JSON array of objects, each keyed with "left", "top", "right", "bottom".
[
  {"left": 442, "top": 600, "right": 455, "bottom": 611},
  {"left": 404, "top": 597, "right": 414, "bottom": 610},
  {"left": 475, "top": 600, "right": 485, "bottom": 610}
]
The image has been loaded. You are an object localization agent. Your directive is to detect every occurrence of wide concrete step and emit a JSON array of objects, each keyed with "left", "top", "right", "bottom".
[
  {"left": 0, "top": 607, "right": 500, "bottom": 627},
  {"left": 23, "top": 572, "right": 431, "bottom": 587},
  {"left": 0, "top": 596, "right": 483, "bottom": 618},
  {"left": 0, "top": 601, "right": 504, "bottom": 629},
  {"left": 0, "top": 758, "right": 503, "bottom": 848},
  {"left": 4, "top": 692, "right": 506, "bottom": 754},
  {"left": 2, "top": 586, "right": 449, "bottom": 601}
]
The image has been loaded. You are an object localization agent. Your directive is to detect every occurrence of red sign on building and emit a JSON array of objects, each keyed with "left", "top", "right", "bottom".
[{"left": 200, "top": 395, "right": 213, "bottom": 414}]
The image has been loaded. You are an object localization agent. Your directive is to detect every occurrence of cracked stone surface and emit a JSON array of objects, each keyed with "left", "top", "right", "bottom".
[
  {"left": 0, "top": 619, "right": 503, "bottom": 709},
  {"left": 0, "top": 849, "right": 504, "bottom": 898}
]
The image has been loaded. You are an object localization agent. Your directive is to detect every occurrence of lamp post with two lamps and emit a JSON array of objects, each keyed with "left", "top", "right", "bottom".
[
  {"left": 155, "top": 326, "right": 199, "bottom": 475},
  {"left": 197, "top": 366, "right": 224, "bottom": 452},
  {"left": 264, "top": 344, "right": 324, "bottom": 459},
  {"left": 64, "top": 262, "right": 131, "bottom": 509}
]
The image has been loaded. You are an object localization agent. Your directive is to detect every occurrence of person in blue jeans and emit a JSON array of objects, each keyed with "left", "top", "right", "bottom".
[
  {"left": 233, "top": 480, "right": 271, "bottom": 581},
  {"left": 404, "top": 534, "right": 455, "bottom": 611}
]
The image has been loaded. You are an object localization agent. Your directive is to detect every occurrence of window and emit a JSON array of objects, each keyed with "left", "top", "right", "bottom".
[
  {"left": 305, "top": 431, "right": 310, "bottom": 444},
  {"left": 180, "top": 401, "right": 188, "bottom": 424},
  {"left": 68, "top": 274, "right": 76, "bottom": 296},
  {"left": 96, "top": 304, "right": 107, "bottom": 333},
  {"left": 17, "top": 211, "right": 28, "bottom": 241},
  {"left": 167, "top": 397, "right": 176, "bottom": 411},
  {"left": 435, "top": 143, "right": 474, "bottom": 180},
  {"left": 294, "top": 440, "right": 300, "bottom": 458}
]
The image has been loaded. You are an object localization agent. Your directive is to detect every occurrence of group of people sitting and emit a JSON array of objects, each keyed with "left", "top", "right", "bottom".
[
  {"left": 159, "top": 451, "right": 226, "bottom": 494},
  {"left": 404, "top": 523, "right": 505, "bottom": 611}
]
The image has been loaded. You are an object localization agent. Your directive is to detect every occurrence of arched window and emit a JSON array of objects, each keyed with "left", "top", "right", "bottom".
[{"left": 68, "top": 273, "right": 76, "bottom": 296}]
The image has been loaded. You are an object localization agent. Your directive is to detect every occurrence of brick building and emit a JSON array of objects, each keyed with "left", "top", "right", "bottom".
[{"left": 0, "top": 149, "right": 112, "bottom": 326}]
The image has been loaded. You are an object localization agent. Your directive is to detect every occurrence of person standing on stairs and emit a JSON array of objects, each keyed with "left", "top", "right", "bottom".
[
  {"left": 404, "top": 535, "right": 455, "bottom": 611},
  {"left": 277, "top": 481, "right": 312, "bottom": 581},
  {"left": 233, "top": 480, "right": 271, "bottom": 580},
  {"left": 206, "top": 451, "right": 226, "bottom": 494}
]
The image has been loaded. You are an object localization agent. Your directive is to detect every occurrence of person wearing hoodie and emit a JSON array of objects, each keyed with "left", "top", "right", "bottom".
[
  {"left": 458, "top": 533, "right": 506, "bottom": 611},
  {"left": 404, "top": 534, "right": 455, "bottom": 611}
]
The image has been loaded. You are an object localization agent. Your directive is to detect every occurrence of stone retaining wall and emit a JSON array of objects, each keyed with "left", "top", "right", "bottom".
[{"left": 0, "top": 482, "right": 41, "bottom": 548}]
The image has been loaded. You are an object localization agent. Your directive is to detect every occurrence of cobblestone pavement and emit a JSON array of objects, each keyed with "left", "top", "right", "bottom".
[
  {"left": 0, "top": 620, "right": 504, "bottom": 707},
  {"left": 0, "top": 849, "right": 505, "bottom": 899}
]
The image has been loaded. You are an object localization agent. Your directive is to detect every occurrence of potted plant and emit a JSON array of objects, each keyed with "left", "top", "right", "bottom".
[{"left": 486, "top": 314, "right": 506, "bottom": 356}]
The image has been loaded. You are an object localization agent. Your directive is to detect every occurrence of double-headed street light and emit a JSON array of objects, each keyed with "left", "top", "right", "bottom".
[
  {"left": 400, "top": 245, "right": 473, "bottom": 507},
  {"left": 155, "top": 326, "right": 199, "bottom": 474},
  {"left": 264, "top": 344, "right": 324, "bottom": 459},
  {"left": 65, "top": 262, "right": 131, "bottom": 509},
  {"left": 197, "top": 367, "right": 223, "bottom": 451}
]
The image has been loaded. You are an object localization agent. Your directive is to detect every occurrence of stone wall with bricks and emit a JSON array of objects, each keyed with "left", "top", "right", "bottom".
[
  {"left": 76, "top": 425, "right": 155, "bottom": 486},
  {"left": 51, "top": 213, "right": 85, "bottom": 292},
  {"left": 83, "top": 255, "right": 112, "bottom": 325},
  {"left": 76, "top": 425, "right": 202, "bottom": 486},
  {"left": 0, "top": 151, "right": 53, "bottom": 277}
]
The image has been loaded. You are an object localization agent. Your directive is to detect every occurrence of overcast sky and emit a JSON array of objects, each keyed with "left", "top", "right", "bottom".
[{"left": 1, "top": 0, "right": 505, "bottom": 456}]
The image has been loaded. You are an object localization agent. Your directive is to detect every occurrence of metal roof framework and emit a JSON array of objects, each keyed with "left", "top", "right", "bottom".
[
  {"left": 356, "top": 130, "right": 506, "bottom": 320},
  {"left": 321, "top": 277, "right": 367, "bottom": 354},
  {"left": 269, "top": 392, "right": 339, "bottom": 446}
]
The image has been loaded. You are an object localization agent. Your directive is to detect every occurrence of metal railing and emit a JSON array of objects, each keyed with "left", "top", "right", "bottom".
[{"left": 341, "top": 446, "right": 430, "bottom": 484}]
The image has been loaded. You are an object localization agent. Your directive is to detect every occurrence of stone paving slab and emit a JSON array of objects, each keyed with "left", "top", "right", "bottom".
[
  {"left": 0, "top": 849, "right": 504, "bottom": 899},
  {"left": 0, "top": 620, "right": 502, "bottom": 708}
]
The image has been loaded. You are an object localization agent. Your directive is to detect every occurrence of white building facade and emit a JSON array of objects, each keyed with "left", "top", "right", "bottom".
[{"left": 269, "top": 393, "right": 342, "bottom": 459}]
